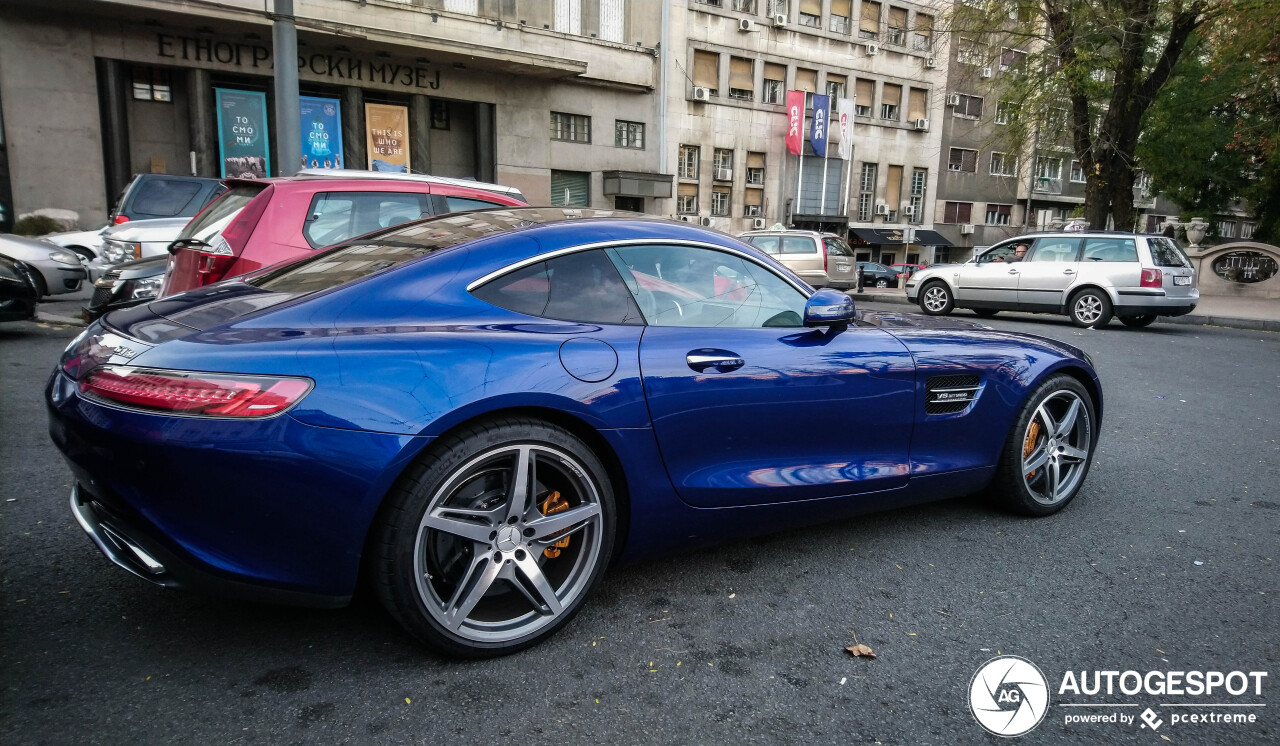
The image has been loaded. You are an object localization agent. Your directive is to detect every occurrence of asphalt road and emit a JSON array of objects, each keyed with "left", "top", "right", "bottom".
[{"left": 2, "top": 310, "right": 1277, "bottom": 745}]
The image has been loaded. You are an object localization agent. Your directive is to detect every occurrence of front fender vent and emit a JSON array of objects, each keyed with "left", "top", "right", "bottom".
[{"left": 926, "top": 374, "right": 980, "bottom": 415}]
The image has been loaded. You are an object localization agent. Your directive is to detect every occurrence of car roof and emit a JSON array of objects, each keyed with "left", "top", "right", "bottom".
[
  {"left": 738, "top": 230, "right": 841, "bottom": 238},
  {"left": 294, "top": 169, "right": 524, "bottom": 198}
]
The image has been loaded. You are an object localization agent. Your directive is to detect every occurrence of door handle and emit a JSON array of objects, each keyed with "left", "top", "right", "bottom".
[
  {"left": 1062, "top": 269, "right": 1075, "bottom": 275},
  {"left": 1008, "top": 268, "right": 1019, "bottom": 274},
  {"left": 687, "top": 350, "right": 745, "bottom": 373}
]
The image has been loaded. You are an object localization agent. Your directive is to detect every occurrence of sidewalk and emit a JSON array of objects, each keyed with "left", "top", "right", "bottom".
[{"left": 850, "top": 287, "right": 1280, "bottom": 332}]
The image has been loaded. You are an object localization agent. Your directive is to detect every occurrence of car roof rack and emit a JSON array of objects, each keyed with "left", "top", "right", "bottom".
[{"left": 294, "top": 169, "right": 524, "bottom": 199}]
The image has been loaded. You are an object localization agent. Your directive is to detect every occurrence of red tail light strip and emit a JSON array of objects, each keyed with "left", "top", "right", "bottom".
[
  {"left": 1140, "top": 268, "right": 1163, "bottom": 288},
  {"left": 79, "top": 366, "right": 312, "bottom": 418}
]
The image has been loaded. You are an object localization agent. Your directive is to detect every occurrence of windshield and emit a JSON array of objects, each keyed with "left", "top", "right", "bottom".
[
  {"left": 176, "top": 184, "right": 264, "bottom": 242},
  {"left": 1148, "top": 237, "right": 1192, "bottom": 268}
]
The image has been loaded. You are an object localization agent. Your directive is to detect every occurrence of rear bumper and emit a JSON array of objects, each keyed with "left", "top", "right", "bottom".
[{"left": 1114, "top": 288, "right": 1199, "bottom": 317}]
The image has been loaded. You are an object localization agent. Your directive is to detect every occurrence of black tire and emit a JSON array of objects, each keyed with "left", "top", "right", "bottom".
[
  {"left": 990, "top": 374, "right": 1097, "bottom": 516},
  {"left": 875, "top": 278, "right": 889, "bottom": 288},
  {"left": 371, "top": 417, "right": 615, "bottom": 657},
  {"left": 973, "top": 308, "right": 1000, "bottom": 318},
  {"left": 1068, "top": 288, "right": 1112, "bottom": 328},
  {"left": 1120, "top": 314, "right": 1157, "bottom": 328},
  {"left": 918, "top": 280, "right": 954, "bottom": 316},
  {"left": 30, "top": 271, "right": 49, "bottom": 298}
]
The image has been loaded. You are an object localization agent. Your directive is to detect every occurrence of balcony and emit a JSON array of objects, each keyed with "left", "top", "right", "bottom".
[{"left": 1033, "top": 177, "right": 1063, "bottom": 195}]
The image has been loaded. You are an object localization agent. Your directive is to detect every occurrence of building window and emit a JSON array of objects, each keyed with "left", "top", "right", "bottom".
[
  {"left": 854, "top": 78, "right": 874, "bottom": 116},
  {"left": 799, "top": 12, "right": 821, "bottom": 27},
  {"left": 444, "top": 0, "right": 478, "bottom": 13},
  {"left": 729, "top": 57, "right": 755, "bottom": 101},
  {"left": 746, "top": 152, "right": 766, "bottom": 185},
  {"left": 826, "top": 76, "right": 845, "bottom": 102},
  {"left": 995, "top": 101, "right": 1016, "bottom": 125},
  {"left": 550, "top": 170, "right": 590, "bottom": 207},
  {"left": 957, "top": 37, "right": 986, "bottom": 65},
  {"left": 1219, "top": 220, "right": 1236, "bottom": 238},
  {"left": 615, "top": 120, "right": 644, "bottom": 149},
  {"left": 1070, "top": 160, "right": 1086, "bottom": 183},
  {"left": 913, "top": 13, "right": 933, "bottom": 50},
  {"left": 677, "top": 183, "right": 698, "bottom": 214},
  {"left": 599, "top": 0, "right": 626, "bottom": 42},
  {"left": 990, "top": 152, "right": 1017, "bottom": 176},
  {"left": 732, "top": 0, "right": 758, "bottom": 12},
  {"left": 1035, "top": 156, "right": 1062, "bottom": 180},
  {"left": 881, "top": 84, "right": 901, "bottom": 121},
  {"left": 1241, "top": 222, "right": 1255, "bottom": 239},
  {"left": 857, "top": 162, "right": 877, "bottom": 221},
  {"left": 693, "top": 50, "right": 720, "bottom": 96},
  {"left": 943, "top": 201, "right": 973, "bottom": 223},
  {"left": 999, "top": 48, "right": 1028, "bottom": 72},
  {"left": 678, "top": 145, "right": 700, "bottom": 179},
  {"left": 908, "top": 169, "right": 926, "bottom": 224},
  {"left": 831, "top": 0, "right": 852, "bottom": 32},
  {"left": 953, "top": 93, "right": 983, "bottom": 119},
  {"left": 985, "top": 203, "right": 1012, "bottom": 225},
  {"left": 859, "top": 1, "right": 881, "bottom": 39},
  {"left": 131, "top": 67, "right": 172, "bottom": 102},
  {"left": 948, "top": 148, "right": 978, "bottom": 173},
  {"left": 713, "top": 148, "right": 734, "bottom": 179},
  {"left": 430, "top": 100, "right": 450, "bottom": 130},
  {"left": 550, "top": 112, "right": 590, "bottom": 143},
  {"left": 886, "top": 6, "right": 908, "bottom": 45},
  {"left": 767, "top": 0, "right": 789, "bottom": 17},
  {"left": 554, "top": 0, "right": 582, "bottom": 35},
  {"left": 711, "top": 186, "right": 731, "bottom": 216},
  {"left": 763, "top": 78, "right": 784, "bottom": 104},
  {"left": 744, "top": 186, "right": 763, "bottom": 216}
]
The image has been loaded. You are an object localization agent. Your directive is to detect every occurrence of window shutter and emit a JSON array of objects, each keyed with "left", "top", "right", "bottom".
[
  {"left": 794, "top": 68, "right": 817, "bottom": 93},
  {"left": 915, "top": 12, "right": 933, "bottom": 32},
  {"left": 860, "top": 1, "right": 880, "bottom": 32},
  {"left": 962, "top": 150, "right": 977, "bottom": 172},
  {"left": 826, "top": 73, "right": 846, "bottom": 91},
  {"left": 599, "top": 0, "right": 625, "bottom": 42},
  {"left": 744, "top": 188, "right": 763, "bottom": 206},
  {"left": 885, "top": 165, "right": 903, "bottom": 207},
  {"left": 677, "top": 182, "right": 697, "bottom": 197},
  {"left": 855, "top": 78, "right": 874, "bottom": 105},
  {"left": 763, "top": 62, "right": 786, "bottom": 82},
  {"left": 693, "top": 51, "right": 719, "bottom": 90},
  {"left": 888, "top": 6, "right": 907, "bottom": 27},
  {"left": 800, "top": 0, "right": 822, "bottom": 14},
  {"left": 907, "top": 88, "right": 926, "bottom": 120},
  {"left": 831, "top": 0, "right": 852, "bottom": 15},
  {"left": 550, "top": 170, "right": 590, "bottom": 207},
  {"left": 882, "top": 84, "right": 901, "bottom": 107},
  {"left": 747, "top": 152, "right": 766, "bottom": 169},
  {"left": 554, "top": 0, "right": 581, "bottom": 35},
  {"left": 729, "top": 57, "right": 754, "bottom": 91}
]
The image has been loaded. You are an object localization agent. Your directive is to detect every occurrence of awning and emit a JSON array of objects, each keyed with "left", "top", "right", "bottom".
[
  {"left": 850, "top": 228, "right": 952, "bottom": 246},
  {"left": 602, "top": 171, "right": 673, "bottom": 198}
]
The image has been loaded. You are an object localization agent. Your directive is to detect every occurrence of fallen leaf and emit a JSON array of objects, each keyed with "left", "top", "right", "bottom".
[
  {"left": 1161, "top": 736, "right": 1171, "bottom": 742},
  {"left": 405, "top": 698, "right": 411, "bottom": 704},
  {"left": 845, "top": 644, "right": 877, "bottom": 659}
]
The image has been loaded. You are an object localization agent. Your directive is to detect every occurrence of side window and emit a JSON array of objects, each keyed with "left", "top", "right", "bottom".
[
  {"left": 781, "top": 236, "right": 817, "bottom": 254},
  {"left": 979, "top": 243, "right": 1018, "bottom": 263},
  {"left": 745, "top": 236, "right": 781, "bottom": 255},
  {"left": 609, "top": 244, "right": 807, "bottom": 328},
  {"left": 303, "top": 192, "right": 431, "bottom": 249},
  {"left": 1082, "top": 238, "right": 1139, "bottom": 263},
  {"left": 1029, "top": 238, "right": 1082, "bottom": 262},
  {"left": 824, "top": 237, "right": 854, "bottom": 257},
  {"left": 445, "top": 196, "right": 504, "bottom": 213},
  {"left": 471, "top": 250, "right": 644, "bottom": 325}
]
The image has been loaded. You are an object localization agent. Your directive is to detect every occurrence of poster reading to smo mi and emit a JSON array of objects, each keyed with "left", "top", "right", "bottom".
[
  {"left": 215, "top": 88, "right": 270, "bottom": 178},
  {"left": 299, "top": 96, "right": 344, "bottom": 170}
]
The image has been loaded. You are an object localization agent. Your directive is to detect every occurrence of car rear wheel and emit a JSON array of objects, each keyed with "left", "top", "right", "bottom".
[
  {"left": 990, "top": 375, "right": 1096, "bottom": 516},
  {"left": 1069, "top": 289, "right": 1112, "bottom": 328},
  {"left": 372, "top": 418, "right": 615, "bottom": 657},
  {"left": 875, "top": 278, "right": 889, "bottom": 288},
  {"left": 919, "top": 281, "right": 954, "bottom": 316},
  {"left": 973, "top": 308, "right": 1000, "bottom": 318},
  {"left": 1120, "top": 314, "right": 1157, "bottom": 328}
]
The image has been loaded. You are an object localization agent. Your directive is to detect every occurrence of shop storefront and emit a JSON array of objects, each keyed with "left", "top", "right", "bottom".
[{"left": 849, "top": 227, "right": 952, "bottom": 266}]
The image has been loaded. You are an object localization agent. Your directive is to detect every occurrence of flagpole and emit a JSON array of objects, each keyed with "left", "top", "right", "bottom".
[
  {"left": 795, "top": 149, "right": 804, "bottom": 227},
  {"left": 821, "top": 150, "right": 829, "bottom": 215}
]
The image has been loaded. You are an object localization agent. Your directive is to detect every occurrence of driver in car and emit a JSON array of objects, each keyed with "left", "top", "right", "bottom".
[{"left": 993, "top": 243, "right": 1029, "bottom": 263}]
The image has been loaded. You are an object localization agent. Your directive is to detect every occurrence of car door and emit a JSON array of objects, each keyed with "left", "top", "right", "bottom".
[
  {"left": 609, "top": 243, "right": 917, "bottom": 508},
  {"left": 953, "top": 241, "right": 1021, "bottom": 305},
  {"left": 1016, "top": 237, "right": 1082, "bottom": 310}
]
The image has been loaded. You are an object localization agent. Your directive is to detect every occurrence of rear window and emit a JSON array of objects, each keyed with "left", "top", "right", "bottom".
[
  {"left": 781, "top": 236, "right": 816, "bottom": 254},
  {"left": 824, "top": 237, "right": 854, "bottom": 257},
  {"left": 472, "top": 250, "right": 644, "bottom": 325},
  {"left": 178, "top": 184, "right": 265, "bottom": 241},
  {"left": 1147, "top": 237, "right": 1192, "bottom": 268},
  {"left": 250, "top": 242, "right": 439, "bottom": 296},
  {"left": 445, "top": 196, "right": 505, "bottom": 213},
  {"left": 131, "top": 179, "right": 204, "bottom": 217},
  {"left": 744, "top": 236, "right": 781, "bottom": 255},
  {"left": 304, "top": 191, "right": 432, "bottom": 249}
]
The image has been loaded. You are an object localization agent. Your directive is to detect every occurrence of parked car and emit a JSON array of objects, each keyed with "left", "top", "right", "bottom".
[
  {"left": 110, "top": 173, "right": 226, "bottom": 225},
  {"left": 45, "top": 226, "right": 109, "bottom": 263},
  {"left": 906, "top": 232, "right": 1198, "bottom": 328},
  {"left": 98, "top": 217, "right": 191, "bottom": 264},
  {"left": 0, "top": 254, "right": 39, "bottom": 321},
  {"left": 50, "top": 208, "right": 1102, "bottom": 657},
  {"left": 858, "top": 261, "right": 899, "bottom": 288},
  {"left": 737, "top": 230, "right": 857, "bottom": 288},
  {"left": 162, "top": 170, "right": 528, "bottom": 296},
  {"left": 84, "top": 255, "right": 168, "bottom": 321},
  {"left": 0, "top": 234, "right": 88, "bottom": 296}
]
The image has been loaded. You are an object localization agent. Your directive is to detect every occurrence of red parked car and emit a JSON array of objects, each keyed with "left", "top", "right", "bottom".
[{"left": 162, "top": 171, "right": 526, "bottom": 296}]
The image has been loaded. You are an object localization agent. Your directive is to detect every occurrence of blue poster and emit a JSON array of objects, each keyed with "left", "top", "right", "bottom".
[
  {"left": 810, "top": 94, "right": 831, "bottom": 158},
  {"left": 299, "top": 96, "right": 344, "bottom": 170},
  {"left": 215, "top": 88, "right": 271, "bottom": 178}
]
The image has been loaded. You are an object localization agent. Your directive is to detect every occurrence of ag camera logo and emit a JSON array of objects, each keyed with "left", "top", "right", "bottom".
[{"left": 969, "top": 656, "right": 1050, "bottom": 737}]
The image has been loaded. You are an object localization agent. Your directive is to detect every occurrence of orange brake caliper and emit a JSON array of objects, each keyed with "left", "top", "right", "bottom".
[
  {"left": 538, "top": 491, "right": 572, "bottom": 559},
  {"left": 1023, "top": 420, "right": 1041, "bottom": 478}
]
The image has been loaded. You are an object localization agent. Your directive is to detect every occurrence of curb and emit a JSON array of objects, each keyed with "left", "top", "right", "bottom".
[
  {"left": 847, "top": 292, "right": 1280, "bottom": 332},
  {"left": 36, "top": 311, "right": 87, "bottom": 327}
]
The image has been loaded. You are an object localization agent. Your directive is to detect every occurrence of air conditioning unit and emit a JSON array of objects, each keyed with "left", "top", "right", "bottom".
[
  {"left": 738, "top": 18, "right": 754, "bottom": 32},
  {"left": 699, "top": 216, "right": 715, "bottom": 227},
  {"left": 960, "top": 223, "right": 975, "bottom": 234},
  {"left": 692, "top": 86, "right": 711, "bottom": 102},
  {"left": 772, "top": 14, "right": 788, "bottom": 26},
  {"left": 903, "top": 205, "right": 916, "bottom": 217},
  {"left": 678, "top": 215, "right": 695, "bottom": 222},
  {"left": 914, "top": 118, "right": 929, "bottom": 130},
  {"left": 714, "top": 167, "right": 733, "bottom": 181},
  {"left": 947, "top": 93, "right": 961, "bottom": 106},
  {"left": 924, "top": 56, "right": 938, "bottom": 68},
  {"left": 980, "top": 66, "right": 994, "bottom": 78},
  {"left": 874, "top": 203, "right": 889, "bottom": 216},
  {"left": 865, "top": 43, "right": 879, "bottom": 56},
  {"left": 752, "top": 217, "right": 767, "bottom": 229}
]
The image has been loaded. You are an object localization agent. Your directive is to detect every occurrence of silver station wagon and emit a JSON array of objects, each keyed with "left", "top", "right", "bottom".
[
  {"left": 906, "top": 232, "right": 1199, "bottom": 328},
  {"left": 738, "top": 230, "right": 858, "bottom": 289}
]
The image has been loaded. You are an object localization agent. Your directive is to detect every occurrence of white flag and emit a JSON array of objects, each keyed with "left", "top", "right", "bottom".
[{"left": 837, "top": 98, "right": 854, "bottom": 160}]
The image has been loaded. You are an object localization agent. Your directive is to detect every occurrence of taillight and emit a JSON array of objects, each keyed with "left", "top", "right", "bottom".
[
  {"left": 112, "top": 215, "right": 130, "bottom": 225},
  {"left": 195, "top": 233, "right": 237, "bottom": 287},
  {"left": 1140, "top": 268, "right": 1162, "bottom": 288},
  {"left": 822, "top": 245, "right": 829, "bottom": 273},
  {"left": 80, "top": 366, "right": 312, "bottom": 418}
]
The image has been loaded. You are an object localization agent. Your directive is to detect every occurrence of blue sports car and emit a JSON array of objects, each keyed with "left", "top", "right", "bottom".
[{"left": 47, "top": 208, "right": 1101, "bottom": 656}]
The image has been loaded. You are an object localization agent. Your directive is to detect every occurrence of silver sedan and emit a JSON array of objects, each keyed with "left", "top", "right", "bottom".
[{"left": 0, "top": 233, "right": 89, "bottom": 297}]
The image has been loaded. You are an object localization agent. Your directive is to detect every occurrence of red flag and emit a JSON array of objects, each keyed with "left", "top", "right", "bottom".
[{"left": 785, "top": 90, "right": 805, "bottom": 155}]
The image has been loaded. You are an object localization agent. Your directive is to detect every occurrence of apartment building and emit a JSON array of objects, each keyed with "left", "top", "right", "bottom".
[{"left": 668, "top": 0, "right": 952, "bottom": 264}]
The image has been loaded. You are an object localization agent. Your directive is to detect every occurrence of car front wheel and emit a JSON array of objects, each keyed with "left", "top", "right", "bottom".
[
  {"left": 991, "top": 375, "right": 1097, "bottom": 516},
  {"left": 875, "top": 278, "right": 889, "bottom": 288},
  {"left": 919, "top": 281, "right": 954, "bottom": 316},
  {"left": 372, "top": 418, "right": 615, "bottom": 657}
]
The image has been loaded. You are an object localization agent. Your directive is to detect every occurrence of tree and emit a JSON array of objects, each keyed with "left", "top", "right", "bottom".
[{"left": 947, "top": 0, "right": 1224, "bottom": 230}]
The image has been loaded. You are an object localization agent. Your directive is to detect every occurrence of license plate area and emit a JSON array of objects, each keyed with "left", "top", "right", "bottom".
[
  {"left": 836, "top": 264, "right": 851, "bottom": 272},
  {"left": 1173, "top": 275, "right": 1191, "bottom": 286}
]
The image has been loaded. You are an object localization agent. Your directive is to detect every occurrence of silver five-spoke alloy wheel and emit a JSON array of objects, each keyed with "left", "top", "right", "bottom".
[
  {"left": 1020, "top": 390, "right": 1092, "bottom": 505},
  {"left": 413, "top": 444, "right": 604, "bottom": 643},
  {"left": 923, "top": 285, "right": 950, "bottom": 313}
]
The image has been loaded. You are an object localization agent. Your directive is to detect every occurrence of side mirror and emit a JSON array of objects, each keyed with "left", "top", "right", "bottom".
[{"left": 803, "top": 288, "right": 856, "bottom": 328}]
